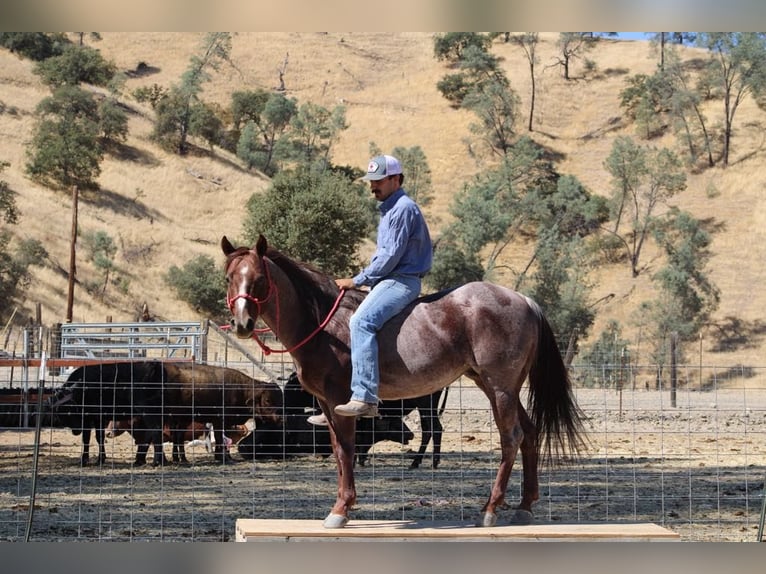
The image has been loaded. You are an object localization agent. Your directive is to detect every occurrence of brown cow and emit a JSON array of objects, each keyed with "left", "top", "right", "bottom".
[{"left": 149, "top": 362, "right": 282, "bottom": 464}]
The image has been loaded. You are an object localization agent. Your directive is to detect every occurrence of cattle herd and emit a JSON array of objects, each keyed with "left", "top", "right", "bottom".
[{"left": 20, "top": 361, "right": 446, "bottom": 469}]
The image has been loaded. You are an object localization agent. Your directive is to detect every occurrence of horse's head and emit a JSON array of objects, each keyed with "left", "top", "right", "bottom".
[{"left": 221, "top": 235, "right": 272, "bottom": 339}]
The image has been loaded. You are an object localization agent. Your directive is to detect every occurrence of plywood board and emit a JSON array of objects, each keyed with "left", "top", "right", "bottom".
[{"left": 235, "top": 519, "right": 680, "bottom": 542}]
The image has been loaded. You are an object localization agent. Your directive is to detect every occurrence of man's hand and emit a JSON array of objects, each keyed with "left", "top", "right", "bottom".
[{"left": 335, "top": 278, "right": 356, "bottom": 290}]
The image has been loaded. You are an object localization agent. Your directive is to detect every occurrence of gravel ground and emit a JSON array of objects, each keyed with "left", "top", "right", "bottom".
[{"left": 0, "top": 386, "right": 764, "bottom": 542}]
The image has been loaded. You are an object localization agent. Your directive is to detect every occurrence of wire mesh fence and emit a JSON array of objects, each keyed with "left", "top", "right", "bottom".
[{"left": 0, "top": 324, "right": 764, "bottom": 542}]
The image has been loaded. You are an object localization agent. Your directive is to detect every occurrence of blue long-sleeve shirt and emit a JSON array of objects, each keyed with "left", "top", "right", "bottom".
[{"left": 353, "top": 188, "right": 432, "bottom": 288}]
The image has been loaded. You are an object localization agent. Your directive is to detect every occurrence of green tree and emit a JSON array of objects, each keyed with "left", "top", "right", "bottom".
[
  {"left": 25, "top": 85, "right": 103, "bottom": 190},
  {"left": 242, "top": 168, "right": 371, "bottom": 276},
  {"left": 604, "top": 137, "right": 686, "bottom": 277},
  {"left": 225, "top": 88, "right": 270, "bottom": 153},
  {"left": 529, "top": 230, "right": 595, "bottom": 358},
  {"left": 284, "top": 102, "right": 347, "bottom": 170},
  {"left": 437, "top": 137, "right": 560, "bottom": 284},
  {"left": 255, "top": 92, "right": 297, "bottom": 174},
  {"left": 462, "top": 78, "right": 521, "bottom": 159},
  {"left": 427, "top": 232, "right": 485, "bottom": 291},
  {"left": 0, "top": 161, "right": 18, "bottom": 226},
  {"left": 132, "top": 83, "right": 168, "bottom": 109},
  {"left": 663, "top": 51, "right": 715, "bottom": 168},
  {"left": 0, "top": 161, "right": 22, "bottom": 316},
  {"left": 188, "top": 100, "right": 224, "bottom": 151},
  {"left": 0, "top": 32, "right": 68, "bottom": 61},
  {"left": 97, "top": 97, "right": 129, "bottom": 143},
  {"left": 433, "top": 32, "right": 493, "bottom": 64},
  {"left": 0, "top": 230, "right": 22, "bottom": 318},
  {"left": 431, "top": 137, "right": 604, "bottom": 351},
  {"left": 650, "top": 207, "right": 720, "bottom": 342},
  {"left": 153, "top": 33, "right": 233, "bottom": 154},
  {"left": 83, "top": 229, "right": 116, "bottom": 296},
  {"left": 619, "top": 71, "right": 674, "bottom": 139},
  {"left": 0, "top": 156, "right": 47, "bottom": 321},
  {"left": 231, "top": 89, "right": 270, "bottom": 130},
  {"left": 236, "top": 122, "right": 262, "bottom": 171},
  {"left": 635, "top": 209, "right": 719, "bottom": 372},
  {"left": 236, "top": 92, "right": 298, "bottom": 176},
  {"left": 554, "top": 33, "right": 597, "bottom": 80},
  {"left": 166, "top": 255, "right": 227, "bottom": 319},
  {"left": 435, "top": 73, "right": 474, "bottom": 107},
  {"left": 508, "top": 32, "right": 539, "bottom": 131},
  {"left": 34, "top": 43, "right": 116, "bottom": 88},
  {"left": 523, "top": 175, "right": 605, "bottom": 354},
  {"left": 578, "top": 320, "right": 632, "bottom": 388},
  {"left": 434, "top": 34, "right": 507, "bottom": 107},
  {"left": 697, "top": 33, "right": 766, "bottom": 167}
]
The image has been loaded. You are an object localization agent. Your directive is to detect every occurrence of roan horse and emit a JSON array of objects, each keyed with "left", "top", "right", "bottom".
[{"left": 222, "top": 235, "right": 586, "bottom": 529}]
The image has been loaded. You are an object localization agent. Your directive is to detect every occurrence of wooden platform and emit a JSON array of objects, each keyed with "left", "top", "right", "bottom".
[{"left": 235, "top": 519, "right": 680, "bottom": 542}]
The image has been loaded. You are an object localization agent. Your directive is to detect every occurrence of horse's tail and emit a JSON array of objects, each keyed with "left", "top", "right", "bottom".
[{"left": 526, "top": 300, "right": 587, "bottom": 465}]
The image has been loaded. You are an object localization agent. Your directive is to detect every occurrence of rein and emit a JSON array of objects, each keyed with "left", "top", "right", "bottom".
[{"left": 227, "top": 254, "right": 347, "bottom": 355}]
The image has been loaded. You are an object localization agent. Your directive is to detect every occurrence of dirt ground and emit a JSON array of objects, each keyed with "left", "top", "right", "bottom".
[{"left": 0, "top": 386, "right": 764, "bottom": 542}]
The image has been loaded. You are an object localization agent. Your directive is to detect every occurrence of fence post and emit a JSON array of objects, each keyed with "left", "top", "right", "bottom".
[
  {"left": 200, "top": 320, "right": 209, "bottom": 363},
  {"left": 66, "top": 185, "right": 78, "bottom": 324},
  {"left": 670, "top": 331, "right": 678, "bottom": 408},
  {"left": 49, "top": 323, "right": 62, "bottom": 377}
]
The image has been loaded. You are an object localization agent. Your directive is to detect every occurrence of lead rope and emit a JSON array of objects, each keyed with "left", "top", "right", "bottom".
[{"left": 253, "top": 287, "right": 347, "bottom": 355}]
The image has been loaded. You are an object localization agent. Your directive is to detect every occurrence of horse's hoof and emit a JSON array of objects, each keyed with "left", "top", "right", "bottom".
[
  {"left": 323, "top": 513, "right": 349, "bottom": 529},
  {"left": 478, "top": 512, "right": 497, "bottom": 527},
  {"left": 510, "top": 509, "right": 534, "bottom": 525}
]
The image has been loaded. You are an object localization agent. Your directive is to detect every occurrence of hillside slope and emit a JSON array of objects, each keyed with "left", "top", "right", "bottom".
[{"left": 1, "top": 32, "right": 764, "bottom": 373}]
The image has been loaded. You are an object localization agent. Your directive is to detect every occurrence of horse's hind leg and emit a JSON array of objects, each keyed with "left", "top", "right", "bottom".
[
  {"left": 513, "top": 404, "right": 538, "bottom": 524},
  {"left": 480, "top": 388, "right": 523, "bottom": 527}
]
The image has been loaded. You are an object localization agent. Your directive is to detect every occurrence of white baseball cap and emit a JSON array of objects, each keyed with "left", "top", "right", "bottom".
[{"left": 362, "top": 155, "right": 402, "bottom": 181}]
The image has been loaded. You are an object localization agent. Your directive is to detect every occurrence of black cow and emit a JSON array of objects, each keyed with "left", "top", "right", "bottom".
[
  {"left": 237, "top": 372, "right": 416, "bottom": 464},
  {"left": 358, "top": 387, "right": 448, "bottom": 469},
  {"left": 42, "top": 362, "right": 167, "bottom": 466},
  {"left": 98, "top": 362, "right": 281, "bottom": 465},
  {"left": 1, "top": 388, "right": 53, "bottom": 429},
  {"left": 42, "top": 361, "right": 280, "bottom": 467}
]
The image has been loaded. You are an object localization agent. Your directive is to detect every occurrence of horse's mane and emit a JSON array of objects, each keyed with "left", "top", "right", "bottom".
[{"left": 264, "top": 246, "right": 351, "bottom": 320}]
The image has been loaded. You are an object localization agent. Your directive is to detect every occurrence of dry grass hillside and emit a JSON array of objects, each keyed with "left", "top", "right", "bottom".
[{"left": 1, "top": 32, "right": 765, "bottom": 377}]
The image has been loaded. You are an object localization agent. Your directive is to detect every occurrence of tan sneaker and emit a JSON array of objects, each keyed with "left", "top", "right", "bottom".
[
  {"left": 334, "top": 399, "right": 379, "bottom": 418},
  {"left": 307, "top": 413, "right": 328, "bottom": 426}
]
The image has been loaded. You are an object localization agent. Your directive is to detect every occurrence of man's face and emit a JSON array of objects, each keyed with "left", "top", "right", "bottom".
[{"left": 369, "top": 175, "right": 399, "bottom": 202}]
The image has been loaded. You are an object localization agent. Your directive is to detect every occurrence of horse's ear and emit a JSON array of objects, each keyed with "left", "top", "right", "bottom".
[
  {"left": 221, "top": 236, "right": 235, "bottom": 256},
  {"left": 255, "top": 234, "right": 267, "bottom": 257}
]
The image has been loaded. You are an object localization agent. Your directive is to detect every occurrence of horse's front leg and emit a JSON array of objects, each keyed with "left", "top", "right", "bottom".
[
  {"left": 323, "top": 414, "right": 357, "bottom": 528},
  {"left": 480, "top": 391, "right": 523, "bottom": 527}
]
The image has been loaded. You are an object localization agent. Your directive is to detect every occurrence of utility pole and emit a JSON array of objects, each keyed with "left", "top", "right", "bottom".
[{"left": 66, "top": 186, "right": 78, "bottom": 323}]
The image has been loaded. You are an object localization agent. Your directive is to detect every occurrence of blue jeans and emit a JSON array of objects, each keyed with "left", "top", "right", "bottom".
[{"left": 349, "top": 275, "right": 422, "bottom": 404}]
